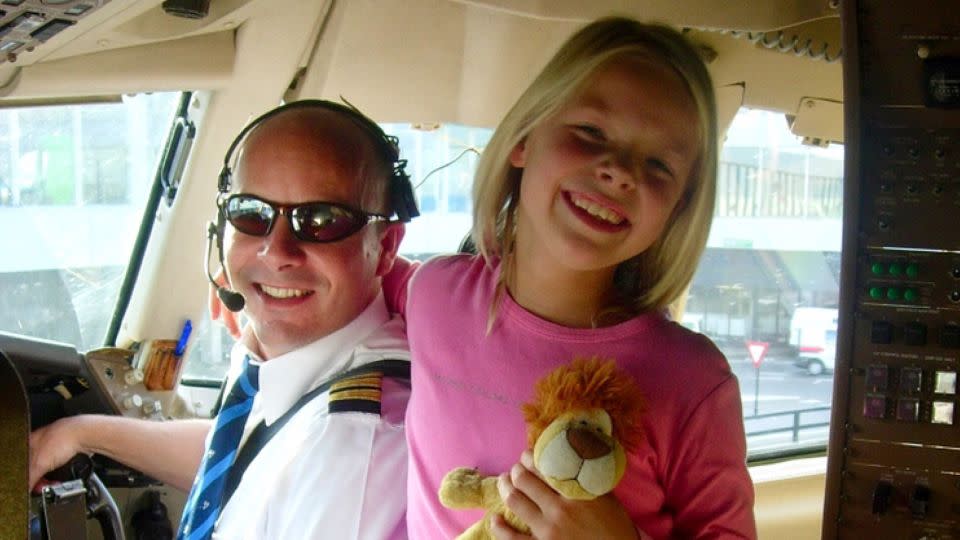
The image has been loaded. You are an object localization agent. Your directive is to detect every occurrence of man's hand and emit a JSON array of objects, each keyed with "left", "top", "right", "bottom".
[
  {"left": 28, "top": 416, "right": 90, "bottom": 491},
  {"left": 208, "top": 269, "right": 242, "bottom": 338},
  {"left": 492, "top": 451, "right": 639, "bottom": 540}
]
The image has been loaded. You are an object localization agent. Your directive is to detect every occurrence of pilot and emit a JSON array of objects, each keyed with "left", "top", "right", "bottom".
[{"left": 29, "top": 100, "right": 415, "bottom": 539}]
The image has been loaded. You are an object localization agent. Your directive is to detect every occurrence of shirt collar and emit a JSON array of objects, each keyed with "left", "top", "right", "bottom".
[{"left": 234, "top": 292, "right": 391, "bottom": 425}]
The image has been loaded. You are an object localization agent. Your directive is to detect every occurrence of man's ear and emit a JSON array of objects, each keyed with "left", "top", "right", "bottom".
[
  {"left": 509, "top": 138, "right": 527, "bottom": 168},
  {"left": 375, "top": 223, "right": 405, "bottom": 277}
]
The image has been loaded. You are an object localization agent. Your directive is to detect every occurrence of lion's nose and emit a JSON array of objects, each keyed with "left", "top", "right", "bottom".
[{"left": 566, "top": 427, "right": 612, "bottom": 459}]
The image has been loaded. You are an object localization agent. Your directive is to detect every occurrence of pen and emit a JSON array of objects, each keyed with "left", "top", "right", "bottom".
[{"left": 175, "top": 319, "right": 192, "bottom": 356}]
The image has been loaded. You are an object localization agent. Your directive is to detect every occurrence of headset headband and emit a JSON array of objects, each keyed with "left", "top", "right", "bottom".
[{"left": 216, "top": 99, "right": 419, "bottom": 222}]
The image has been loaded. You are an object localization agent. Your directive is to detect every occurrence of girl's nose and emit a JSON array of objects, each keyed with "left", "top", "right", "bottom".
[{"left": 597, "top": 152, "right": 637, "bottom": 191}]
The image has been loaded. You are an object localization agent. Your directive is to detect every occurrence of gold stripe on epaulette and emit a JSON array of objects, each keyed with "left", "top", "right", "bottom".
[
  {"left": 330, "top": 373, "right": 382, "bottom": 391},
  {"left": 329, "top": 388, "right": 382, "bottom": 402}
]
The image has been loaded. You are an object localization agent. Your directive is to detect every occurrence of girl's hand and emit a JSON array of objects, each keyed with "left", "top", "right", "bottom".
[{"left": 493, "top": 450, "right": 640, "bottom": 540}]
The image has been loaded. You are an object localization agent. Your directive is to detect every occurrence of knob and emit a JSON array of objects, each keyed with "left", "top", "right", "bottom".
[
  {"left": 124, "top": 368, "right": 145, "bottom": 386},
  {"left": 142, "top": 400, "right": 162, "bottom": 415},
  {"left": 123, "top": 394, "right": 143, "bottom": 410}
]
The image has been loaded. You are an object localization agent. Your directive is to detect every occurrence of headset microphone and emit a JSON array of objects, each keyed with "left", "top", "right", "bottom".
[{"left": 205, "top": 222, "right": 246, "bottom": 312}]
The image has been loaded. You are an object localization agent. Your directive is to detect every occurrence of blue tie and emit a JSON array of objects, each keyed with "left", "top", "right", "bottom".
[{"left": 177, "top": 356, "right": 259, "bottom": 540}]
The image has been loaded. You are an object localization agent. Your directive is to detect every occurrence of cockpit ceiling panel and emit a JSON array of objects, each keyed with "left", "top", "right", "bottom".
[{"left": 0, "top": 0, "right": 110, "bottom": 64}]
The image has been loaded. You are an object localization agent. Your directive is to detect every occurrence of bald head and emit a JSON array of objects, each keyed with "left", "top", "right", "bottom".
[{"left": 234, "top": 106, "right": 394, "bottom": 214}]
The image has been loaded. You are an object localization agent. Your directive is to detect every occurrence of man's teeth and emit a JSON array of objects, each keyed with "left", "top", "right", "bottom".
[
  {"left": 571, "top": 196, "right": 624, "bottom": 225},
  {"left": 261, "top": 285, "right": 310, "bottom": 299}
]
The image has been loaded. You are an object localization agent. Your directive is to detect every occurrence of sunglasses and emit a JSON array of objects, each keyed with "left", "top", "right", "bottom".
[{"left": 221, "top": 194, "right": 390, "bottom": 243}]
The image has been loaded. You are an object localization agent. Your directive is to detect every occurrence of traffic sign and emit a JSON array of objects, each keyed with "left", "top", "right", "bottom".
[{"left": 746, "top": 340, "right": 770, "bottom": 368}]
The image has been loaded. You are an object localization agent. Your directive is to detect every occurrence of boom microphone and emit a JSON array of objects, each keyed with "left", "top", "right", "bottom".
[{"left": 205, "top": 222, "right": 246, "bottom": 312}]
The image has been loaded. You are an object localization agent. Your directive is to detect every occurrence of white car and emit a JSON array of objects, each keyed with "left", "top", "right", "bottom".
[{"left": 789, "top": 308, "right": 838, "bottom": 376}]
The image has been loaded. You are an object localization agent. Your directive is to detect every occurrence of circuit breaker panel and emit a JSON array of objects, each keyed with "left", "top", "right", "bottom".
[{"left": 823, "top": 1, "right": 960, "bottom": 538}]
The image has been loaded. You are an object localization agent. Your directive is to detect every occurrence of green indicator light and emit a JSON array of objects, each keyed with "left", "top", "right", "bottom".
[
  {"left": 888, "top": 262, "right": 903, "bottom": 276},
  {"left": 887, "top": 287, "right": 902, "bottom": 301},
  {"left": 869, "top": 287, "right": 884, "bottom": 300},
  {"left": 906, "top": 263, "right": 919, "bottom": 278},
  {"left": 904, "top": 288, "right": 919, "bottom": 302},
  {"left": 871, "top": 262, "right": 885, "bottom": 275}
]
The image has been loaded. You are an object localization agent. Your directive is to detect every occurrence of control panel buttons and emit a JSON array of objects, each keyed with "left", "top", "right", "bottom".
[
  {"left": 866, "top": 365, "right": 889, "bottom": 391},
  {"left": 887, "top": 287, "right": 902, "bottom": 301},
  {"left": 869, "top": 286, "right": 885, "bottom": 300},
  {"left": 934, "top": 371, "right": 957, "bottom": 395},
  {"left": 896, "top": 398, "right": 920, "bottom": 422},
  {"left": 904, "top": 322, "right": 927, "bottom": 346},
  {"left": 905, "top": 263, "right": 919, "bottom": 278},
  {"left": 888, "top": 262, "right": 904, "bottom": 276},
  {"left": 871, "top": 321, "right": 894, "bottom": 344},
  {"left": 864, "top": 395, "right": 888, "bottom": 419},
  {"left": 872, "top": 480, "right": 894, "bottom": 516},
  {"left": 941, "top": 324, "right": 960, "bottom": 348},
  {"left": 903, "top": 288, "right": 919, "bottom": 302},
  {"left": 909, "top": 484, "right": 931, "bottom": 519},
  {"left": 900, "top": 367, "right": 923, "bottom": 393},
  {"left": 931, "top": 401, "right": 955, "bottom": 425}
]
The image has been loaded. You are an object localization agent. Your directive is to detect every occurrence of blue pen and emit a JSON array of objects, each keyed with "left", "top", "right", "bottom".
[{"left": 175, "top": 319, "right": 192, "bottom": 356}]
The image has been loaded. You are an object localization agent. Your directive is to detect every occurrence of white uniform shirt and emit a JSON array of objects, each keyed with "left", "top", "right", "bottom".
[{"left": 213, "top": 293, "right": 410, "bottom": 539}]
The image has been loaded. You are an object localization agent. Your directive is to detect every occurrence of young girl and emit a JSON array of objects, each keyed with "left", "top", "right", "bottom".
[{"left": 394, "top": 16, "right": 755, "bottom": 539}]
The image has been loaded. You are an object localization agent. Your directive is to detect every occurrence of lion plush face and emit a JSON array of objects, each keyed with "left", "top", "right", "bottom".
[
  {"left": 522, "top": 358, "right": 645, "bottom": 500},
  {"left": 533, "top": 409, "right": 627, "bottom": 499}
]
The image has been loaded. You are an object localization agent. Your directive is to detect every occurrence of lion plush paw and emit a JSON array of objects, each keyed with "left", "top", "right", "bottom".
[{"left": 439, "top": 467, "right": 489, "bottom": 508}]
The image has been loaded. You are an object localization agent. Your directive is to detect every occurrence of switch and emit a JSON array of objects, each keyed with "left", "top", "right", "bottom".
[
  {"left": 932, "top": 401, "right": 955, "bottom": 425},
  {"left": 871, "top": 262, "right": 886, "bottom": 275},
  {"left": 887, "top": 287, "right": 902, "bottom": 301},
  {"left": 906, "top": 263, "right": 920, "bottom": 278},
  {"left": 904, "top": 322, "right": 927, "bottom": 346},
  {"left": 934, "top": 371, "right": 957, "bottom": 395},
  {"left": 903, "top": 288, "right": 919, "bottom": 302},
  {"left": 897, "top": 398, "right": 920, "bottom": 422},
  {"left": 900, "top": 367, "right": 923, "bottom": 393},
  {"left": 865, "top": 365, "right": 889, "bottom": 391},
  {"left": 123, "top": 394, "right": 143, "bottom": 411},
  {"left": 910, "top": 484, "right": 931, "bottom": 519},
  {"left": 863, "top": 395, "right": 888, "bottom": 419},
  {"left": 872, "top": 480, "right": 894, "bottom": 516},
  {"left": 888, "top": 262, "right": 904, "bottom": 276},
  {"left": 869, "top": 286, "right": 885, "bottom": 300},
  {"left": 940, "top": 325, "right": 960, "bottom": 348},
  {"left": 871, "top": 321, "right": 894, "bottom": 344}
]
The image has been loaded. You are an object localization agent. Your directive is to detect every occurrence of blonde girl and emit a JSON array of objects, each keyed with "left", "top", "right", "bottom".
[{"left": 394, "top": 16, "right": 755, "bottom": 540}]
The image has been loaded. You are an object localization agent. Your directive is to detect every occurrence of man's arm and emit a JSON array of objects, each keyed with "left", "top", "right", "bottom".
[{"left": 29, "top": 415, "right": 211, "bottom": 492}]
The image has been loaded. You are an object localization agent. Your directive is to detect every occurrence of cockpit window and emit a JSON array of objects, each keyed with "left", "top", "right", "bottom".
[{"left": 0, "top": 93, "right": 181, "bottom": 350}]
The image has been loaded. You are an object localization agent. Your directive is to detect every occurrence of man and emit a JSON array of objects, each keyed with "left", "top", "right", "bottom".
[{"left": 29, "top": 101, "right": 414, "bottom": 539}]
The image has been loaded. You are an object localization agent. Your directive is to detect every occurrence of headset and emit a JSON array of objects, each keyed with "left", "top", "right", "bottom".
[{"left": 206, "top": 99, "right": 420, "bottom": 312}]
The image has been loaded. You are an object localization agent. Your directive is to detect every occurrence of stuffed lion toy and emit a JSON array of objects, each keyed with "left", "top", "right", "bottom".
[{"left": 438, "top": 357, "right": 645, "bottom": 539}]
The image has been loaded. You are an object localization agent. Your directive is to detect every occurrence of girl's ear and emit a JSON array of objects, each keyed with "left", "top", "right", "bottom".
[{"left": 509, "top": 138, "right": 528, "bottom": 168}]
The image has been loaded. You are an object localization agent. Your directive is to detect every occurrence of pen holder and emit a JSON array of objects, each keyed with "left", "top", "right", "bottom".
[{"left": 140, "top": 340, "right": 182, "bottom": 391}]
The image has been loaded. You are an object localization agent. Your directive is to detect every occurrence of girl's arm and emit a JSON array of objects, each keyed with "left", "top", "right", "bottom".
[{"left": 382, "top": 255, "right": 420, "bottom": 317}]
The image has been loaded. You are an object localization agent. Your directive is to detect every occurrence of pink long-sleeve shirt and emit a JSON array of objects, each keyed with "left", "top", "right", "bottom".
[{"left": 398, "top": 254, "right": 756, "bottom": 539}]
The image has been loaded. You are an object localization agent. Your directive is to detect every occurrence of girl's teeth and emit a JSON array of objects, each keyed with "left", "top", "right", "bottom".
[{"left": 571, "top": 197, "right": 623, "bottom": 225}]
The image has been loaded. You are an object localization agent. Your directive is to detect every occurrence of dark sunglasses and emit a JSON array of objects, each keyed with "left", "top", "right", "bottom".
[{"left": 221, "top": 194, "right": 390, "bottom": 243}]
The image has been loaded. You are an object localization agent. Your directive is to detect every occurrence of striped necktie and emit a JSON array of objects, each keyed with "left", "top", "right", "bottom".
[{"left": 177, "top": 356, "right": 259, "bottom": 540}]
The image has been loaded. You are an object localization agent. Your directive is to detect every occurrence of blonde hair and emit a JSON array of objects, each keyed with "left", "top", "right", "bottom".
[{"left": 472, "top": 16, "right": 718, "bottom": 320}]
